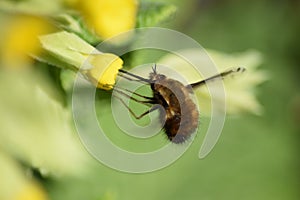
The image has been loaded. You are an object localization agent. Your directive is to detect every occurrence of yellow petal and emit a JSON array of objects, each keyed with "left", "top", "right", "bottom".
[{"left": 85, "top": 53, "right": 123, "bottom": 90}]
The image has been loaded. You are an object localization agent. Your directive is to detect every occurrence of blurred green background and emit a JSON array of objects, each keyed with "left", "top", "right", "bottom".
[{"left": 1, "top": 0, "right": 300, "bottom": 200}]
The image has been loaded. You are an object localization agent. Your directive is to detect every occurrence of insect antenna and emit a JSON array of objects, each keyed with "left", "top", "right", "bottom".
[
  {"left": 189, "top": 67, "right": 246, "bottom": 88},
  {"left": 152, "top": 63, "right": 157, "bottom": 74}
]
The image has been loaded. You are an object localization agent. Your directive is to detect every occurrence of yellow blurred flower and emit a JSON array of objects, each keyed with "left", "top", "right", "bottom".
[
  {"left": 14, "top": 182, "right": 48, "bottom": 200},
  {"left": 74, "top": 0, "right": 138, "bottom": 39},
  {"left": 0, "top": 152, "right": 48, "bottom": 200},
  {"left": 0, "top": 15, "right": 55, "bottom": 68}
]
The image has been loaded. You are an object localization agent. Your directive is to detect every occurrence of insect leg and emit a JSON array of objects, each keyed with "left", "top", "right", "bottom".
[
  {"left": 189, "top": 67, "right": 246, "bottom": 88},
  {"left": 114, "top": 86, "right": 154, "bottom": 100},
  {"left": 113, "top": 95, "right": 159, "bottom": 119},
  {"left": 114, "top": 89, "right": 155, "bottom": 104}
]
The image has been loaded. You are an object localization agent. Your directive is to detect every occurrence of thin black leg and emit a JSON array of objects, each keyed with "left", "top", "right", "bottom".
[
  {"left": 114, "top": 86, "right": 154, "bottom": 100},
  {"left": 113, "top": 95, "right": 159, "bottom": 119},
  {"left": 114, "top": 89, "right": 155, "bottom": 105}
]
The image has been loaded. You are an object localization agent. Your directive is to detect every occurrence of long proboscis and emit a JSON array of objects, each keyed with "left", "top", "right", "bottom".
[{"left": 118, "top": 69, "right": 152, "bottom": 83}]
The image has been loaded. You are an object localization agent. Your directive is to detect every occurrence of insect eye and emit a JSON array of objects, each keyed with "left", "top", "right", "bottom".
[{"left": 157, "top": 74, "right": 166, "bottom": 80}]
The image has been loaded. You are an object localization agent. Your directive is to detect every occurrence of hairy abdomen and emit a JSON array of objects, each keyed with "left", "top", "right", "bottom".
[
  {"left": 163, "top": 99, "right": 199, "bottom": 143},
  {"left": 153, "top": 78, "right": 199, "bottom": 143}
]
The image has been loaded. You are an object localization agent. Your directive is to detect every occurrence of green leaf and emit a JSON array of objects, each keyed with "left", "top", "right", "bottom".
[
  {"left": 39, "top": 31, "right": 96, "bottom": 70},
  {"left": 0, "top": 70, "right": 89, "bottom": 177},
  {"left": 137, "top": 1, "right": 177, "bottom": 27},
  {"left": 32, "top": 51, "right": 77, "bottom": 71},
  {"left": 52, "top": 14, "right": 101, "bottom": 45},
  {"left": 60, "top": 69, "right": 77, "bottom": 93}
]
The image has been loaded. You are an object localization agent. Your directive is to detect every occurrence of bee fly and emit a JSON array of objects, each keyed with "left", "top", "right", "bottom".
[{"left": 113, "top": 65, "right": 245, "bottom": 143}]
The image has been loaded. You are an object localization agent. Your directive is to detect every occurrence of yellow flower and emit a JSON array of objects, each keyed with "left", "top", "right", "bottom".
[
  {"left": 74, "top": 0, "right": 138, "bottom": 39},
  {"left": 0, "top": 15, "right": 54, "bottom": 68},
  {"left": 84, "top": 53, "right": 123, "bottom": 90},
  {"left": 39, "top": 31, "right": 123, "bottom": 90}
]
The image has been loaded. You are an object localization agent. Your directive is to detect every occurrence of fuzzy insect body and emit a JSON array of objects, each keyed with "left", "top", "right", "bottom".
[
  {"left": 116, "top": 66, "right": 245, "bottom": 143},
  {"left": 150, "top": 72, "right": 199, "bottom": 143}
]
